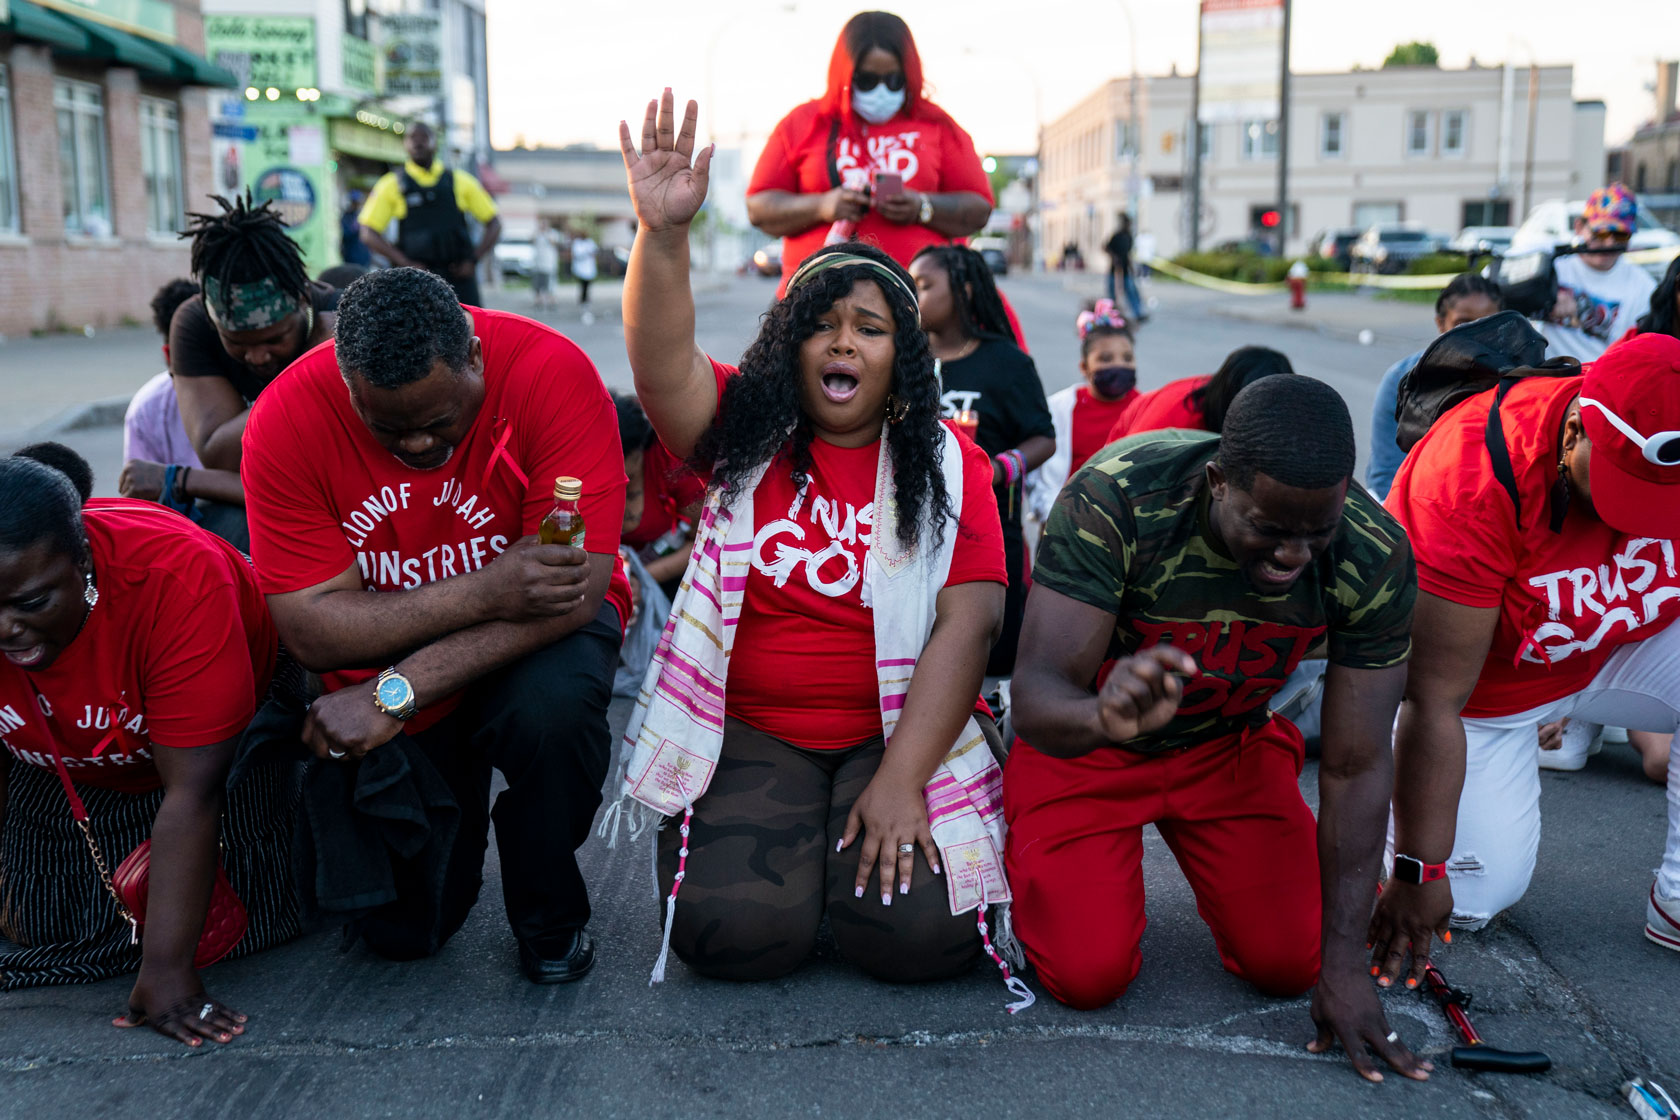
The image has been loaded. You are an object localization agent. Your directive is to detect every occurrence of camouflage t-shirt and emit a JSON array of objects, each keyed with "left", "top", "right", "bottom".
[{"left": 1033, "top": 431, "right": 1416, "bottom": 755}]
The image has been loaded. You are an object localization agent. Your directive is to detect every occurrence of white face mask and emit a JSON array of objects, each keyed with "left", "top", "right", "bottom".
[{"left": 852, "top": 84, "right": 906, "bottom": 124}]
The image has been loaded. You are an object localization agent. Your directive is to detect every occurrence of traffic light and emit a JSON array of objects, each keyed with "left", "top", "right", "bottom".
[{"left": 1258, "top": 209, "right": 1282, "bottom": 229}]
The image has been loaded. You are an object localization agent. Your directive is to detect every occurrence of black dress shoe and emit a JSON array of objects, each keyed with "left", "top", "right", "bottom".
[{"left": 517, "top": 929, "right": 596, "bottom": 984}]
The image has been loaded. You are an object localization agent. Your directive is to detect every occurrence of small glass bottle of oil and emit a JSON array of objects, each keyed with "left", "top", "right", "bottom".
[{"left": 539, "top": 476, "right": 585, "bottom": 547}]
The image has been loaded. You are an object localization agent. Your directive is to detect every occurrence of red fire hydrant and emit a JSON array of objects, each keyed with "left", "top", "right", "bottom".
[{"left": 1287, "top": 260, "right": 1308, "bottom": 311}]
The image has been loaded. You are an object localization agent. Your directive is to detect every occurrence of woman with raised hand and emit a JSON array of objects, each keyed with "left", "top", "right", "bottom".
[
  {"left": 0, "top": 444, "right": 299, "bottom": 1041},
  {"left": 613, "top": 91, "right": 1024, "bottom": 1002}
]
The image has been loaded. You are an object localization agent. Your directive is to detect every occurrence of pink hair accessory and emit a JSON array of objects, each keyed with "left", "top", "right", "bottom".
[{"left": 1077, "top": 298, "right": 1127, "bottom": 338}]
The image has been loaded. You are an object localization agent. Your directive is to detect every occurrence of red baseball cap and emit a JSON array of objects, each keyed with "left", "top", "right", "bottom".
[{"left": 1578, "top": 332, "right": 1680, "bottom": 538}]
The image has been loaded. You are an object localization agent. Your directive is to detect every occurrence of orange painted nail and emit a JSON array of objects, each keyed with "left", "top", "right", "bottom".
[
  {"left": 1370, "top": 966, "right": 1380, "bottom": 976},
  {"left": 1443, "top": 932, "right": 1452, "bottom": 944},
  {"left": 1406, "top": 978, "right": 1418, "bottom": 989}
]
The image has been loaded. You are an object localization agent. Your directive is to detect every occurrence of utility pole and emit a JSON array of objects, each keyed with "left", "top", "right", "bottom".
[
  {"left": 1188, "top": 8, "right": 1203, "bottom": 252},
  {"left": 1275, "top": 0, "right": 1292, "bottom": 255},
  {"left": 1521, "top": 63, "right": 1540, "bottom": 220}
]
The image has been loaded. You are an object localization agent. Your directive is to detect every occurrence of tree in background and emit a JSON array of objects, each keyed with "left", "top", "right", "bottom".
[{"left": 1382, "top": 42, "right": 1440, "bottom": 68}]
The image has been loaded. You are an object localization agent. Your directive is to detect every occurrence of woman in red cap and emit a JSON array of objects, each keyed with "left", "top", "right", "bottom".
[
  {"left": 746, "top": 11, "right": 994, "bottom": 298},
  {"left": 1371, "top": 333, "right": 1680, "bottom": 980}
]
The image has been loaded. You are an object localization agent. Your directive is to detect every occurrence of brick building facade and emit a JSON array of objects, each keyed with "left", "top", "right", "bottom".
[{"left": 0, "top": 0, "right": 231, "bottom": 336}]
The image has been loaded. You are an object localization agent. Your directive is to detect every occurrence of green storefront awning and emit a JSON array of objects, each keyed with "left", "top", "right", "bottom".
[
  {"left": 5, "top": 0, "right": 91, "bottom": 50},
  {"left": 4, "top": 0, "right": 236, "bottom": 87}
]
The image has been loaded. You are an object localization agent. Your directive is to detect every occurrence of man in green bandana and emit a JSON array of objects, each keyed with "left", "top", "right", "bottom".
[{"left": 164, "top": 194, "right": 339, "bottom": 548}]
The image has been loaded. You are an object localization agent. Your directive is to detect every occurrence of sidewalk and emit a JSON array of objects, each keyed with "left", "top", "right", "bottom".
[
  {"left": 0, "top": 325, "right": 163, "bottom": 447},
  {"left": 1054, "top": 268, "right": 1438, "bottom": 352},
  {"left": 0, "top": 274, "right": 732, "bottom": 449}
]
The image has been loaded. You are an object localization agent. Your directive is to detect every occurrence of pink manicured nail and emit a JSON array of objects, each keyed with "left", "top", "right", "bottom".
[
  {"left": 854, "top": 886, "right": 864, "bottom": 898},
  {"left": 933, "top": 863, "right": 942, "bottom": 874},
  {"left": 836, "top": 839, "right": 844, "bottom": 852},
  {"left": 881, "top": 893, "right": 892, "bottom": 906},
  {"left": 899, "top": 882, "right": 909, "bottom": 895}
]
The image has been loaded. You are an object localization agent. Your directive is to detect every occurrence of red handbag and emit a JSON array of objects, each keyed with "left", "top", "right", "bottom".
[{"left": 44, "top": 724, "right": 248, "bottom": 969}]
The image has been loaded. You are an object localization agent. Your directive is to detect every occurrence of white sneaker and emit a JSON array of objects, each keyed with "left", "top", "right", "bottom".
[
  {"left": 1539, "top": 720, "right": 1603, "bottom": 771},
  {"left": 1646, "top": 882, "right": 1680, "bottom": 952}
]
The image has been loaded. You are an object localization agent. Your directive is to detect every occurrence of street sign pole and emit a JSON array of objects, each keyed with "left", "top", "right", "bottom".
[
  {"left": 1188, "top": 6, "right": 1203, "bottom": 253},
  {"left": 1275, "top": 0, "right": 1291, "bottom": 255}
]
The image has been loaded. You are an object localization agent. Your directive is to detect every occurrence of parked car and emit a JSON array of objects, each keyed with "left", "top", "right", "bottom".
[
  {"left": 1510, "top": 198, "right": 1680, "bottom": 280},
  {"left": 1309, "top": 228, "right": 1362, "bottom": 269},
  {"left": 494, "top": 239, "right": 534, "bottom": 280},
  {"left": 751, "top": 241, "right": 783, "bottom": 277},
  {"left": 970, "top": 235, "right": 1009, "bottom": 275},
  {"left": 1448, "top": 225, "right": 1517, "bottom": 256},
  {"left": 1349, "top": 224, "right": 1435, "bottom": 274}
]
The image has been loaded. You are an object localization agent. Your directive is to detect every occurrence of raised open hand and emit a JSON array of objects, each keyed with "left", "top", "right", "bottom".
[{"left": 619, "top": 89, "right": 713, "bottom": 233}]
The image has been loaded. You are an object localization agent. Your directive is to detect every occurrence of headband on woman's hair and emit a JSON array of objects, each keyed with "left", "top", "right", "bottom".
[
  {"left": 1077, "top": 298, "right": 1127, "bottom": 339},
  {"left": 787, "top": 251, "right": 920, "bottom": 326}
]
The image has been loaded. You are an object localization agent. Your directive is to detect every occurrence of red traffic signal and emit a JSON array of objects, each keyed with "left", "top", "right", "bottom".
[{"left": 1258, "top": 209, "right": 1281, "bottom": 228}]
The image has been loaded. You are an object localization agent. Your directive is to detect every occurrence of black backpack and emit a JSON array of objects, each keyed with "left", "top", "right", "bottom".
[{"left": 1393, "top": 310, "right": 1580, "bottom": 529}]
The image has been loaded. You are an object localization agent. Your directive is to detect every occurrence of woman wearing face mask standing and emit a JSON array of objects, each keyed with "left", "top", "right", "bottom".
[
  {"left": 911, "top": 246, "right": 1055, "bottom": 676},
  {"left": 747, "top": 11, "right": 994, "bottom": 298}
]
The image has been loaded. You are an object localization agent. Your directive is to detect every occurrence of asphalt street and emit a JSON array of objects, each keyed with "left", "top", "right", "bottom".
[{"left": 1, "top": 273, "right": 1673, "bottom": 1119}]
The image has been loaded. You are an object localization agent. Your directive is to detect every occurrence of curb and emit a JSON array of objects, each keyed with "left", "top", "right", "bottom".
[{"left": 1, "top": 394, "right": 131, "bottom": 449}]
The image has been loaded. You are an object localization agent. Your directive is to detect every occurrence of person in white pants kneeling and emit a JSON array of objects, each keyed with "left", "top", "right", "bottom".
[{"left": 1372, "top": 332, "right": 1680, "bottom": 981}]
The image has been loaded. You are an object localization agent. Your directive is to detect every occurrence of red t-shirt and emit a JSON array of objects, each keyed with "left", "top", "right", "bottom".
[
  {"left": 702, "top": 361, "right": 1007, "bottom": 749},
  {"left": 242, "top": 308, "right": 630, "bottom": 732},
  {"left": 624, "top": 438, "right": 705, "bottom": 550},
  {"left": 748, "top": 101, "right": 994, "bottom": 295},
  {"left": 1107, "top": 375, "right": 1210, "bottom": 443},
  {"left": 1070, "top": 386, "right": 1138, "bottom": 473},
  {"left": 0, "top": 501, "right": 276, "bottom": 794},
  {"left": 1386, "top": 375, "right": 1680, "bottom": 717}
]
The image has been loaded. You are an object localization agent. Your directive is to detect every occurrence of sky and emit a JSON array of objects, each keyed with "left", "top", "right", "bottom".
[{"left": 487, "top": 0, "right": 1679, "bottom": 159}]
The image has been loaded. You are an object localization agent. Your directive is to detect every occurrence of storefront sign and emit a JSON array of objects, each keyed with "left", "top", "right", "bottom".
[
  {"left": 34, "top": 0, "right": 175, "bottom": 41},
  {"left": 240, "top": 110, "right": 330, "bottom": 269},
  {"left": 341, "top": 35, "right": 377, "bottom": 95},
  {"left": 253, "top": 166, "right": 316, "bottom": 229},
  {"left": 1198, "top": 0, "right": 1284, "bottom": 124},
  {"left": 380, "top": 13, "right": 442, "bottom": 96},
  {"left": 205, "top": 15, "right": 317, "bottom": 91}
]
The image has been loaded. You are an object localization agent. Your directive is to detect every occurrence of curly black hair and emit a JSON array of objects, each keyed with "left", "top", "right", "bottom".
[
  {"left": 2, "top": 444, "right": 89, "bottom": 564},
  {"left": 911, "top": 245, "right": 1013, "bottom": 341},
  {"left": 1636, "top": 254, "right": 1680, "bottom": 339},
  {"left": 182, "top": 192, "right": 310, "bottom": 304},
  {"left": 1190, "top": 345, "right": 1295, "bottom": 434},
  {"left": 334, "top": 267, "right": 473, "bottom": 388},
  {"left": 150, "top": 278, "right": 200, "bottom": 337},
  {"left": 1218, "top": 375, "right": 1354, "bottom": 491},
  {"left": 694, "top": 242, "right": 951, "bottom": 552}
]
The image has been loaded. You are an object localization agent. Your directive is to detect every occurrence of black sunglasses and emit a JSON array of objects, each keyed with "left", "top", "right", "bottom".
[{"left": 852, "top": 70, "right": 906, "bottom": 93}]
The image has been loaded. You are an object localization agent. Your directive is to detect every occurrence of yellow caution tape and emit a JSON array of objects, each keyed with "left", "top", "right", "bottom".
[{"left": 1150, "top": 244, "right": 1680, "bottom": 296}]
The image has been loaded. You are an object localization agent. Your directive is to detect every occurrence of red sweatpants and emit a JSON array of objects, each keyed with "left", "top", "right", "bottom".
[{"left": 1003, "top": 720, "right": 1321, "bottom": 1010}]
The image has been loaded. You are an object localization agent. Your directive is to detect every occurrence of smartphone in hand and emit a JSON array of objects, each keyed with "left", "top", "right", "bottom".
[{"left": 870, "top": 170, "right": 903, "bottom": 200}]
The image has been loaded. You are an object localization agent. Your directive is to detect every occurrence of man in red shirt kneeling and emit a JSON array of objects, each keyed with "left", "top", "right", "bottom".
[{"left": 241, "top": 267, "right": 629, "bottom": 982}]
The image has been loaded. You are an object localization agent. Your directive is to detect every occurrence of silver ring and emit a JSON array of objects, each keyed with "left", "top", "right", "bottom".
[
  {"left": 1385, "top": 1030, "right": 1399, "bottom": 1043},
  {"left": 897, "top": 843, "right": 916, "bottom": 855},
  {"left": 200, "top": 1002, "right": 214, "bottom": 1021},
  {"left": 328, "top": 749, "right": 346, "bottom": 759}
]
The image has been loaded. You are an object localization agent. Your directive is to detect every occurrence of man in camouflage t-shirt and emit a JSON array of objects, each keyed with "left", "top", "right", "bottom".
[{"left": 1008, "top": 377, "right": 1430, "bottom": 1086}]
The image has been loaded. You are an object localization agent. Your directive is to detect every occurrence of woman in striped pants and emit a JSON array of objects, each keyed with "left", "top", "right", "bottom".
[{"left": 0, "top": 444, "right": 299, "bottom": 1046}]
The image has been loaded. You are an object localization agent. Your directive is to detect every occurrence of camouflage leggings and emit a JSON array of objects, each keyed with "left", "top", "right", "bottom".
[{"left": 656, "top": 717, "right": 1000, "bottom": 983}]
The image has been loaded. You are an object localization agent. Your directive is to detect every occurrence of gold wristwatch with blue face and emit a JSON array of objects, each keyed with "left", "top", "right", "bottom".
[{"left": 373, "top": 667, "right": 417, "bottom": 721}]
